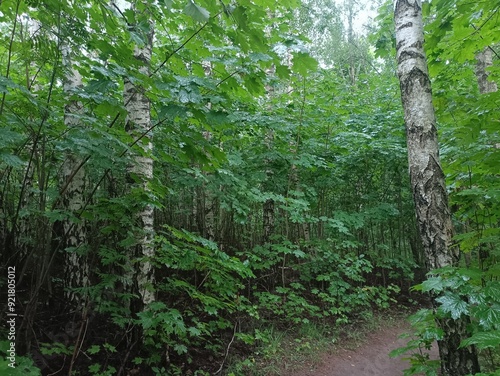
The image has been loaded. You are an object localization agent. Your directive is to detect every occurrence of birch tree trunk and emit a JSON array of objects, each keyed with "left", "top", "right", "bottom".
[
  {"left": 472, "top": 47, "right": 498, "bottom": 262},
  {"left": 202, "top": 61, "right": 215, "bottom": 242},
  {"left": 61, "top": 41, "right": 89, "bottom": 306},
  {"left": 124, "top": 2, "right": 155, "bottom": 306},
  {"left": 476, "top": 48, "right": 498, "bottom": 94},
  {"left": 394, "top": 1, "right": 480, "bottom": 374},
  {"left": 475, "top": 48, "right": 499, "bottom": 146},
  {"left": 344, "top": 0, "right": 357, "bottom": 85}
]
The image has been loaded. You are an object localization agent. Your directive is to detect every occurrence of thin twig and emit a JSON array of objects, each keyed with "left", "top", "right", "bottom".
[
  {"left": 447, "top": 6, "right": 499, "bottom": 49},
  {"left": 117, "top": 339, "right": 138, "bottom": 376},
  {"left": 214, "top": 321, "right": 238, "bottom": 375},
  {"left": 151, "top": 13, "right": 221, "bottom": 77},
  {"left": 46, "top": 358, "right": 66, "bottom": 376},
  {"left": 68, "top": 305, "right": 89, "bottom": 375},
  {"left": 0, "top": 0, "right": 21, "bottom": 115}
]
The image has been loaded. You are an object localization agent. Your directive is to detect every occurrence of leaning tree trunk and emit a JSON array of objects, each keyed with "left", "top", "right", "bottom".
[
  {"left": 123, "top": 1, "right": 155, "bottom": 307},
  {"left": 393, "top": 1, "right": 480, "bottom": 375}
]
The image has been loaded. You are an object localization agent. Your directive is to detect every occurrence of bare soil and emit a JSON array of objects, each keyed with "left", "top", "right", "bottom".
[{"left": 286, "top": 319, "right": 439, "bottom": 376}]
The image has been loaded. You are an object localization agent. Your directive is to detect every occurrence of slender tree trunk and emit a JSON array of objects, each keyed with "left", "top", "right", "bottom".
[
  {"left": 476, "top": 47, "right": 498, "bottom": 94},
  {"left": 202, "top": 133, "right": 215, "bottom": 242},
  {"left": 476, "top": 47, "right": 498, "bottom": 151},
  {"left": 263, "top": 65, "right": 276, "bottom": 244},
  {"left": 61, "top": 41, "right": 89, "bottom": 306},
  {"left": 262, "top": 197, "right": 275, "bottom": 243},
  {"left": 394, "top": 1, "right": 480, "bottom": 374},
  {"left": 124, "top": 2, "right": 155, "bottom": 306},
  {"left": 202, "top": 62, "right": 216, "bottom": 241},
  {"left": 345, "top": 0, "right": 356, "bottom": 85},
  {"left": 16, "top": 17, "right": 39, "bottom": 262}
]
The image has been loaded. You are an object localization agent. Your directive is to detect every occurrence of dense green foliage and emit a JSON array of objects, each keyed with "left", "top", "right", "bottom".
[{"left": 0, "top": 0, "right": 498, "bottom": 375}]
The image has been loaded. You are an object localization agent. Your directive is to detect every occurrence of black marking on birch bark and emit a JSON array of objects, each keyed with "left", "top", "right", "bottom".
[
  {"left": 138, "top": 95, "right": 150, "bottom": 105},
  {"left": 405, "top": 121, "right": 424, "bottom": 137},
  {"left": 136, "top": 53, "right": 150, "bottom": 65},
  {"left": 423, "top": 158, "right": 444, "bottom": 199},
  {"left": 125, "top": 120, "right": 133, "bottom": 132},
  {"left": 397, "top": 22, "right": 413, "bottom": 31},
  {"left": 401, "top": 65, "right": 429, "bottom": 95},
  {"left": 414, "top": 189, "right": 429, "bottom": 210},
  {"left": 398, "top": 50, "right": 425, "bottom": 64},
  {"left": 410, "top": 40, "right": 423, "bottom": 49},
  {"left": 429, "top": 154, "right": 445, "bottom": 180},
  {"left": 395, "top": 0, "right": 422, "bottom": 15}
]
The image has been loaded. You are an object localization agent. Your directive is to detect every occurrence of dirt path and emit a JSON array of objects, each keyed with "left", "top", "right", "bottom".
[{"left": 287, "top": 320, "right": 439, "bottom": 376}]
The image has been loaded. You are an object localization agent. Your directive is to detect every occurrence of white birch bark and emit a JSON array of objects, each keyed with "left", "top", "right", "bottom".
[
  {"left": 124, "top": 2, "right": 155, "bottom": 306},
  {"left": 61, "top": 40, "right": 90, "bottom": 305},
  {"left": 475, "top": 48, "right": 499, "bottom": 146},
  {"left": 476, "top": 48, "right": 498, "bottom": 94},
  {"left": 394, "top": 1, "right": 480, "bottom": 374},
  {"left": 345, "top": 0, "right": 357, "bottom": 85}
]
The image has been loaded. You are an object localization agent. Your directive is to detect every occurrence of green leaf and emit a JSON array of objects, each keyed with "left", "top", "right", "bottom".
[
  {"left": 243, "top": 74, "right": 265, "bottom": 95},
  {"left": 422, "top": 1, "right": 431, "bottom": 17},
  {"left": 275, "top": 64, "right": 291, "bottom": 79},
  {"left": 0, "top": 76, "right": 25, "bottom": 94},
  {"left": 103, "top": 343, "right": 117, "bottom": 353},
  {"left": 460, "top": 331, "right": 500, "bottom": 350},
  {"left": 389, "top": 345, "right": 412, "bottom": 358},
  {"left": 475, "top": 304, "right": 500, "bottom": 330},
  {"left": 292, "top": 52, "right": 318, "bottom": 76},
  {"left": 159, "top": 104, "right": 189, "bottom": 120},
  {"left": 173, "top": 344, "right": 188, "bottom": 354},
  {"left": 0, "top": 153, "right": 25, "bottom": 168},
  {"left": 420, "top": 277, "right": 444, "bottom": 293},
  {"left": 158, "top": 0, "right": 173, "bottom": 8},
  {"left": 205, "top": 306, "right": 218, "bottom": 315},
  {"left": 184, "top": 1, "right": 210, "bottom": 22},
  {"left": 436, "top": 292, "right": 469, "bottom": 319},
  {"left": 0, "top": 341, "right": 41, "bottom": 375},
  {"left": 87, "top": 345, "right": 100, "bottom": 355},
  {"left": 485, "top": 281, "right": 500, "bottom": 302},
  {"left": 187, "top": 326, "right": 201, "bottom": 336}
]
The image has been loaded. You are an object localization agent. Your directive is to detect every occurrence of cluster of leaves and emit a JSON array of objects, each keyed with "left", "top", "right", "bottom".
[
  {"left": 245, "top": 242, "right": 401, "bottom": 325},
  {"left": 0, "top": 341, "right": 41, "bottom": 376},
  {"left": 392, "top": 266, "right": 500, "bottom": 376}
]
